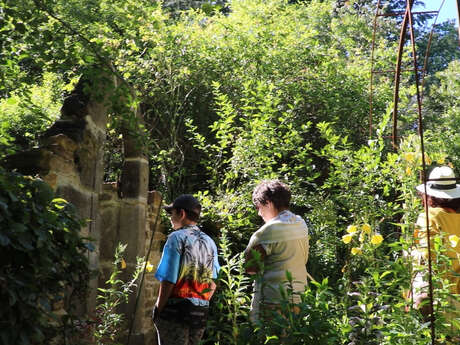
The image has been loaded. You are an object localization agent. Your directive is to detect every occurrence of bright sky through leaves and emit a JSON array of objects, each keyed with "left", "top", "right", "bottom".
[{"left": 414, "top": 0, "right": 459, "bottom": 25}]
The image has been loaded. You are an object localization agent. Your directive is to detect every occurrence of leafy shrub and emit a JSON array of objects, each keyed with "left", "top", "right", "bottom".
[
  {"left": 248, "top": 278, "right": 345, "bottom": 345},
  {"left": 205, "top": 228, "right": 251, "bottom": 344},
  {"left": 0, "top": 168, "right": 91, "bottom": 345},
  {"left": 203, "top": 111, "right": 459, "bottom": 344},
  {"left": 94, "top": 243, "right": 145, "bottom": 345},
  {"left": 0, "top": 72, "right": 63, "bottom": 157}
]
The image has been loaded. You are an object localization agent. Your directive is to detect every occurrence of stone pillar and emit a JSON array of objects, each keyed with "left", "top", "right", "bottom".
[
  {"left": 52, "top": 78, "right": 109, "bottom": 315},
  {"left": 98, "top": 187, "right": 165, "bottom": 345},
  {"left": 138, "top": 191, "right": 166, "bottom": 345},
  {"left": 98, "top": 182, "right": 121, "bottom": 289},
  {"left": 117, "top": 106, "right": 151, "bottom": 345}
]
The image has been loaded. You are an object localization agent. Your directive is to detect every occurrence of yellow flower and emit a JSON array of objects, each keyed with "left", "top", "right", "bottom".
[
  {"left": 342, "top": 234, "right": 353, "bottom": 244},
  {"left": 146, "top": 261, "right": 154, "bottom": 272},
  {"left": 402, "top": 290, "right": 409, "bottom": 300},
  {"left": 449, "top": 235, "right": 459, "bottom": 248},
  {"left": 405, "top": 166, "right": 412, "bottom": 176},
  {"left": 437, "top": 156, "right": 445, "bottom": 164},
  {"left": 424, "top": 153, "right": 432, "bottom": 165},
  {"left": 361, "top": 223, "right": 372, "bottom": 234},
  {"left": 351, "top": 247, "right": 362, "bottom": 255},
  {"left": 347, "top": 225, "right": 358, "bottom": 234},
  {"left": 404, "top": 152, "right": 415, "bottom": 163},
  {"left": 371, "top": 234, "right": 384, "bottom": 245},
  {"left": 121, "top": 258, "right": 127, "bottom": 269}
]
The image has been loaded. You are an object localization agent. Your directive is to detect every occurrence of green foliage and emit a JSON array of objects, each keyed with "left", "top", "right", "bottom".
[
  {"left": 1, "top": 0, "right": 459, "bottom": 343},
  {"left": 0, "top": 168, "right": 91, "bottom": 345},
  {"left": 94, "top": 243, "right": 145, "bottom": 345},
  {"left": 206, "top": 229, "right": 251, "bottom": 344},
  {"left": 248, "top": 278, "right": 345, "bottom": 345},
  {"left": 417, "top": 20, "right": 460, "bottom": 77},
  {"left": 1, "top": 0, "right": 398, "bottom": 195},
  {"left": 424, "top": 60, "right": 460, "bottom": 172},
  {"left": 148, "top": 0, "right": 395, "bottom": 195},
  {"left": 0, "top": 72, "right": 63, "bottom": 156}
]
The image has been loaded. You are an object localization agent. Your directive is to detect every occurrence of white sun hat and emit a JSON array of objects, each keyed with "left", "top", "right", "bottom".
[{"left": 416, "top": 166, "right": 460, "bottom": 199}]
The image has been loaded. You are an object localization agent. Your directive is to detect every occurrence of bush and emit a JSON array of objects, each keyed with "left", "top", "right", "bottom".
[
  {"left": 247, "top": 278, "right": 345, "bottom": 345},
  {"left": 0, "top": 72, "right": 63, "bottom": 157},
  {"left": 0, "top": 168, "right": 91, "bottom": 345},
  {"left": 94, "top": 243, "right": 145, "bottom": 345}
]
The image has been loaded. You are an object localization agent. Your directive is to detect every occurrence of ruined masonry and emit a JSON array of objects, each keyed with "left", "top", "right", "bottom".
[{"left": 5, "top": 77, "right": 165, "bottom": 345}]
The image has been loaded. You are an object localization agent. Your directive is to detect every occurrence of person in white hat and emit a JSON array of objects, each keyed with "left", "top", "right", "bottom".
[{"left": 412, "top": 166, "right": 460, "bottom": 336}]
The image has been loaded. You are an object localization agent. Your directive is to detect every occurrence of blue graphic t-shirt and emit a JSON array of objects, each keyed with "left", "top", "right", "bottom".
[{"left": 155, "top": 225, "right": 220, "bottom": 306}]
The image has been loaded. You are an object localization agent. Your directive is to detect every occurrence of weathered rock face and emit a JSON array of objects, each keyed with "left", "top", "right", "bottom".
[
  {"left": 99, "top": 187, "right": 166, "bottom": 345},
  {"left": 3, "top": 76, "right": 165, "bottom": 344}
]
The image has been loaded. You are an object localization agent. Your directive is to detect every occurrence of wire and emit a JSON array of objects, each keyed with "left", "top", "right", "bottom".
[{"left": 420, "top": 0, "right": 447, "bottom": 101}]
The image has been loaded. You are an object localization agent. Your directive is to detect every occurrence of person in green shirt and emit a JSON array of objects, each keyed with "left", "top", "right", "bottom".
[{"left": 244, "top": 180, "right": 309, "bottom": 322}]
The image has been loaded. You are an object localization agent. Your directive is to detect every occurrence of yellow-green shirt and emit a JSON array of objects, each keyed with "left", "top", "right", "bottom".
[
  {"left": 245, "top": 210, "right": 309, "bottom": 321},
  {"left": 415, "top": 207, "right": 460, "bottom": 295}
]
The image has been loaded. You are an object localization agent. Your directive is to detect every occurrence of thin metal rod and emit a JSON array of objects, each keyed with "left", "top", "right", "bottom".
[
  {"left": 457, "top": 0, "right": 460, "bottom": 46},
  {"left": 407, "top": 2, "right": 436, "bottom": 344},
  {"left": 392, "top": 1, "right": 412, "bottom": 150},
  {"left": 369, "top": 0, "right": 382, "bottom": 139},
  {"left": 377, "top": 10, "right": 438, "bottom": 17},
  {"left": 420, "top": 0, "right": 446, "bottom": 101}
]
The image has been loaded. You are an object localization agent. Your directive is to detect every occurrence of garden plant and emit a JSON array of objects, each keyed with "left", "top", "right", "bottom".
[{"left": 1, "top": 0, "right": 460, "bottom": 344}]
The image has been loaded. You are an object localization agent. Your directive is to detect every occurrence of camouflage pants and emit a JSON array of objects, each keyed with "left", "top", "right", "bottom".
[{"left": 155, "top": 318, "right": 205, "bottom": 345}]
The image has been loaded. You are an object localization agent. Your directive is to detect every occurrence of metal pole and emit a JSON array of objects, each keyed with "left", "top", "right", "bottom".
[
  {"left": 456, "top": 0, "right": 460, "bottom": 46},
  {"left": 392, "top": 0, "right": 414, "bottom": 150},
  {"left": 369, "top": 0, "right": 382, "bottom": 139},
  {"left": 406, "top": 2, "right": 436, "bottom": 343}
]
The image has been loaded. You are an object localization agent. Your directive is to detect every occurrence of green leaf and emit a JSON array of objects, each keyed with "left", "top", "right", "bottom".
[
  {"left": 11, "top": 223, "right": 27, "bottom": 233},
  {"left": 17, "top": 234, "right": 33, "bottom": 250},
  {"left": 0, "top": 233, "right": 11, "bottom": 246}
]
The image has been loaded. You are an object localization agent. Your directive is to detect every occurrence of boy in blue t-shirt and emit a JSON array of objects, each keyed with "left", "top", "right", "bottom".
[{"left": 153, "top": 194, "right": 220, "bottom": 345}]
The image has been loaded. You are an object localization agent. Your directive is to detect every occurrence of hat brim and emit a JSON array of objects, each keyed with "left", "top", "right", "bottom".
[{"left": 416, "top": 183, "right": 460, "bottom": 199}]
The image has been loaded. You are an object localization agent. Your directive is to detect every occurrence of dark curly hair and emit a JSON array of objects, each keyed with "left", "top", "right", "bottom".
[
  {"left": 252, "top": 180, "right": 291, "bottom": 211},
  {"left": 427, "top": 195, "right": 460, "bottom": 212}
]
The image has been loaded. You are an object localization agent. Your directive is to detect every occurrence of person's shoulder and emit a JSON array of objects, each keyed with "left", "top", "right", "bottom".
[
  {"left": 426, "top": 207, "right": 448, "bottom": 220},
  {"left": 264, "top": 218, "right": 304, "bottom": 231},
  {"left": 200, "top": 230, "right": 218, "bottom": 245},
  {"left": 254, "top": 221, "right": 276, "bottom": 235},
  {"left": 167, "top": 229, "right": 187, "bottom": 241},
  {"left": 416, "top": 208, "right": 449, "bottom": 228},
  {"left": 429, "top": 207, "right": 444, "bottom": 215}
]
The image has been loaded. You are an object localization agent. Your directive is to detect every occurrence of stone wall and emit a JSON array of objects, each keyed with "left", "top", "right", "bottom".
[
  {"left": 5, "top": 78, "right": 109, "bottom": 313},
  {"left": 4, "top": 75, "right": 165, "bottom": 344},
  {"left": 99, "top": 186, "right": 166, "bottom": 345}
]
